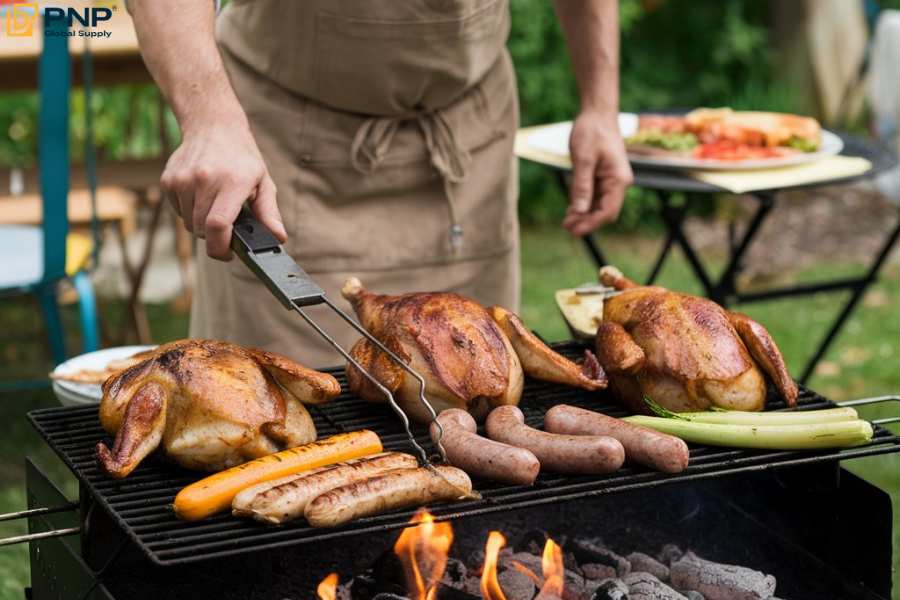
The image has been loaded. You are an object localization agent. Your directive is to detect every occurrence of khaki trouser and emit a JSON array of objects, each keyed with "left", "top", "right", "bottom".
[{"left": 190, "top": 1, "right": 520, "bottom": 369}]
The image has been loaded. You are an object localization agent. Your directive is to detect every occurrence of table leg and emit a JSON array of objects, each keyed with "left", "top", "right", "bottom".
[
  {"left": 798, "top": 212, "right": 900, "bottom": 384},
  {"left": 657, "top": 191, "right": 717, "bottom": 299},
  {"left": 711, "top": 192, "right": 775, "bottom": 304}
]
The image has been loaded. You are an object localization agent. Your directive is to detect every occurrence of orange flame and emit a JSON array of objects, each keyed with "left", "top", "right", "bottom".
[
  {"left": 393, "top": 510, "right": 453, "bottom": 600},
  {"left": 480, "top": 531, "right": 509, "bottom": 600},
  {"left": 537, "top": 538, "right": 565, "bottom": 598},
  {"left": 316, "top": 572, "right": 338, "bottom": 600}
]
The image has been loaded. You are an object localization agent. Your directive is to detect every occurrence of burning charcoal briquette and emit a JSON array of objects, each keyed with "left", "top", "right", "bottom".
[
  {"left": 501, "top": 551, "right": 544, "bottom": 576},
  {"left": 623, "top": 572, "right": 687, "bottom": 600},
  {"left": 372, "top": 551, "right": 406, "bottom": 590},
  {"left": 513, "top": 529, "right": 550, "bottom": 554},
  {"left": 498, "top": 567, "right": 536, "bottom": 599},
  {"left": 370, "top": 594, "right": 408, "bottom": 600},
  {"left": 626, "top": 552, "right": 670, "bottom": 582},
  {"left": 466, "top": 550, "right": 485, "bottom": 573},
  {"left": 581, "top": 564, "right": 617, "bottom": 581},
  {"left": 669, "top": 552, "right": 776, "bottom": 600},
  {"left": 591, "top": 578, "right": 629, "bottom": 600},
  {"left": 569, "top": 540, "right": 631, "bottom": 576},
  {"left": 441, "top": 558, "right": 468, "bottom": 586},
  {"left": 657, "top": 544, "right": 685, "bottom": 566},
  {"left": 434, "top": 583, "right": 482, "bottom": 600}
]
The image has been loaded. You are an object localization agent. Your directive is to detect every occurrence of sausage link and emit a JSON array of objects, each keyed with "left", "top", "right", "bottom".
[
  {"left": 430, "top": 409, "right": 540, "bottom": 486},
  {"left": 304, "top": 466, "right": 472, "bottom": 528},
  {"left": 234, "top": 452, "right": 418, "bottom": 524},
  {"left": 485, "top": 406, "right": 624, "bottom": 475},
  {"left": 544, "top": 404, "right": 689, "bottom": 474}
]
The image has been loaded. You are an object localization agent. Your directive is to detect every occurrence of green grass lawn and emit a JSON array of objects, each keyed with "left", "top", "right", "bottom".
[{"left": 0, "top": 225, "right": 898, "bottom": 598}]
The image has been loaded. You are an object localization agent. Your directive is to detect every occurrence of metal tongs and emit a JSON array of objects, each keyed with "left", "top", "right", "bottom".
[{"left": 229, "top": 207, "right": 446, "bottom": 465}]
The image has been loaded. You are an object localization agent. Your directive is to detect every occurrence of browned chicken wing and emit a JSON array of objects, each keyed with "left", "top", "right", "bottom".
[
  {"left": 341, "top": 278, "right": 605, "bottom": 422},
  {"left": 95, "top": 340, "right": 340, "bottom": 479},
  {"left": 596, "top": 266, "right": 798, "bottom": 414}
]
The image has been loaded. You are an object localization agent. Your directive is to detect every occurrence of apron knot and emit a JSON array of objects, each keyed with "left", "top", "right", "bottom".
[{"left": 350, "top": 108, "right": 471, "bottom": 254}]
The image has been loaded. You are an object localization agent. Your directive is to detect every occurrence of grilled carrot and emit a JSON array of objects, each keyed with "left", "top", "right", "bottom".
[{"left": 173, "top": 430, "right": 382, "bottom": 521}]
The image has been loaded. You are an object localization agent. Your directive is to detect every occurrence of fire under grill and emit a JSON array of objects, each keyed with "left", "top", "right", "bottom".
[{"left": 27, "top": 342, "right": 900, "bottom": 569}]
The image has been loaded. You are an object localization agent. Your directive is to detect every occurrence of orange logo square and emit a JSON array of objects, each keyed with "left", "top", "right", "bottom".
[{"left": 6, "top": 3, "right": 39, "bottom": 37}]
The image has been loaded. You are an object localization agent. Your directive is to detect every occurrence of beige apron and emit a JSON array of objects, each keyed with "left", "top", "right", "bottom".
[{"left": 190, "top": 0, "right": 520, "bottom": 369}]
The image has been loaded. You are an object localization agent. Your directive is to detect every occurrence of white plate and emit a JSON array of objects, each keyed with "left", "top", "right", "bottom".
[
  {"left": 51, "top": 345, "right": 157, "bottom": 405},
  {"left": 526, "top": 114, "right": 844, "bottom": 171}
]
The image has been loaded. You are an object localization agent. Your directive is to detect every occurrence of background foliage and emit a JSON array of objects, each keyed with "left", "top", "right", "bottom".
[{"left": 0, "top": 0, "right": 889, "bottom": 227}]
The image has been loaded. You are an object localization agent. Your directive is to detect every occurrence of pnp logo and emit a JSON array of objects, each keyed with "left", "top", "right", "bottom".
[
  {"left": 5, "top": 3, "right": 38, "bottom": 37},
  {"left": 45, "top": 5, "right": 113, "bottom": 28},
  {"left": 4, "top": 3, "right": 114, "bottom": 37}
]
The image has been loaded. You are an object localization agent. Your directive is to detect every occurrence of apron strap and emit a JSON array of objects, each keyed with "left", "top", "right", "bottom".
[{"left": 350, "top": 110, "right": 471, "bottom": 253}]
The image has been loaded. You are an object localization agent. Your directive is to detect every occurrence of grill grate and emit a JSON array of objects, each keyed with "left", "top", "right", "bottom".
[{"left": 28, "top": 342, "right": 900, "bottom": 567}]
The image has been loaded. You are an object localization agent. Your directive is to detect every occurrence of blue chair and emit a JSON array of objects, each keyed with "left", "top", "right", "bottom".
[{"left": 0, "top": 14, "right": 100, "bottom": 378}]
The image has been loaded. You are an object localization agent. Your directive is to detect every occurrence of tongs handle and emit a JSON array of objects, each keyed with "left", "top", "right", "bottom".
[{"left": 231, "top": 207, "right": 325, "bottom": 307}]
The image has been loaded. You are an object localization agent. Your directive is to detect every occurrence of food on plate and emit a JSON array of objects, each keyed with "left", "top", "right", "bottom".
[
  {"left": 95, "top": 339, "right": 341, "bottom": 478},
  {"left": 626, "top": 108, "right": 822, "bottom": 161},
  {"left": 544, "top": 404, "right": 689, "bottom": 474},
  {"left": 50, "top": 348, "right": 159, "bottom": 384},
  {"left": 485, "top": 405, "right": 624, "bottom": 475},
  {"left": 429, "top": 408, "right": 540, "bottom": 485},
  {"left": 173, "top": 429, "right": 382, "bottom": 521},
  {"left": 304, "top": 465, "right": 472, "bottom": 528},
  {"left": 623, "top": 413, "right": 873, "bottom": 450},
  {"left": 233, "top": 451, "right": 419, "bottom": 524},
  {"left": 594, "top": 266, "right": 798, "bottom": 414},
  {"left": 341, "top": 277, "right": 605, "bottom": 422}
]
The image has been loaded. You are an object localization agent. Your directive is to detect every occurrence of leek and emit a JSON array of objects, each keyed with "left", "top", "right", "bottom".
[
  {"left": 663, "top": 407, "right": 859, "bottom": 426},
  {"left": 621, "top": 416, "right": 873, "bottom": 450},
  {"left": 642, "top": 397, "right": 859, "bottom": 426}
]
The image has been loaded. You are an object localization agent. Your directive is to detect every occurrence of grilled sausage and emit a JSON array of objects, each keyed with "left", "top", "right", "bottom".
[
  {"left": 232, "top": 468, "right": 329, "bottom": 518},
  {"left": 429, "top": 409, "right": 540, "bottom": 485},
  {"left": 236, "top": 452, "right": 419, "bottom": 524},
  {"left": 544, "top": 405, "right": 689, "bottom": 474},
  {"left": 485, "top": 405, "right": 624, "bottom": 475},
  {"left": 304, "top": 465, "right": 472, "bottom": 528}
]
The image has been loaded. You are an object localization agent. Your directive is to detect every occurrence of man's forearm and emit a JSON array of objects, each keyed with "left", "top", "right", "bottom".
[
  {"left": 129, "top": 0, "right": 246, "bottom": 134},
  {"left": 553, "top": 0, "right": 620, "bottom": 116}
]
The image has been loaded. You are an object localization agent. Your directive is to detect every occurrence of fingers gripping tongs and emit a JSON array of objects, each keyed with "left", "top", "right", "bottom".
[{"left": 230, "top": 207, "right": 446, "bottom": 465}]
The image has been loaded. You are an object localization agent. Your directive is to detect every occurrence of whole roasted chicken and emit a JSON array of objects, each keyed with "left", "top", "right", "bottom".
[
  {"left": 595, "top": 267, "right": 798, "bottom": 414},
  {"left": 341, "top": 278, "right": 605, "bottom": 422},
  {"left": 95, "top": 340, "right": 340, "bottom": 479}
]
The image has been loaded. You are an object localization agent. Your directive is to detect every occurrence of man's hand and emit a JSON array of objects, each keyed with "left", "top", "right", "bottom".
[
  {"left": 161, "top": 121, "right": 286, "bottom": 261},
  {"left": 128, "top": 0, "right": 285, "bottom": 261},
  {"left": 562, "top": 111, "right": 633, "bottom": 237}
]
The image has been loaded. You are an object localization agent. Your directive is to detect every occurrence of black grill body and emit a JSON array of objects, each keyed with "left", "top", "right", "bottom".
[{"left": 24, "top": 342, "right": 899, "bottom": 599}]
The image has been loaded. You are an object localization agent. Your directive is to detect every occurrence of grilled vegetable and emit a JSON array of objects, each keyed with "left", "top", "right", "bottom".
[
  {"left": 667, "top": 407, "right": 859, "bottom": 426},
  {"left": 622, "top": 415, "right": 873, "bottom": 450},
  {"left": 173, "top": 430, "right": 383, "bottom": 521}
]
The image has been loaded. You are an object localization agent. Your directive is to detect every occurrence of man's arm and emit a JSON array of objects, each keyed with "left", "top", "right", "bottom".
[
  {"left": 129, "top": 0, "right": 286, "bottom": 260},
  {"left": 553, "top": 0, "right": 633, "bottom": 236}
]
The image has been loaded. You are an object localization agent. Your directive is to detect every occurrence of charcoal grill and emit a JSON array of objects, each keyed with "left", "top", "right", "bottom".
[{"left": 15, "top": 342, "right": 900, "bottom": 599}]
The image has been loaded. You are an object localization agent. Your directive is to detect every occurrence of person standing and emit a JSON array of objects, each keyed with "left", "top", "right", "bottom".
[{"left": 127, "top": 0, "right": 632, "bottom": 367}]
